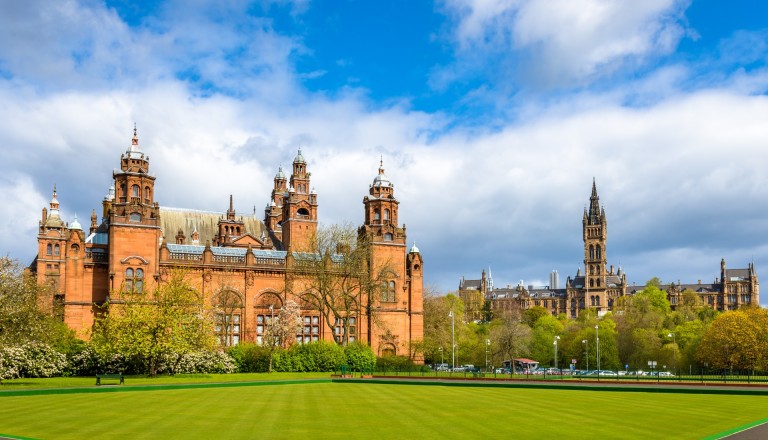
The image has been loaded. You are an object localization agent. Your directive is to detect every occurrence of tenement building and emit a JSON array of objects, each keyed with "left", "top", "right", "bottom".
[
  {"left": 31, "top": 128, "right": 424, "bottom": 358},
  {"left": 472, "top": 180, "right": 759, "bottom": 319}
]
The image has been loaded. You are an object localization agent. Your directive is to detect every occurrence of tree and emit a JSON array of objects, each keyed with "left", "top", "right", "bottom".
[
  {"left": 522, "top": 306, "right": 549, "bottom": 328},
  {"left": 422, "top": 291, "right": 465, "bottom": 365},
  {"left": 490, "top": 317, "right": 531, "bottom": 369},
  {"left": 295, "top": 224, "right": 391, "bottom": 346},
  {"left": 0, "top": 257, "right": 74, "bottom": 349},
  {"left": 697, "top": 309, "right": 768, "bottom": 372},
  {"left": 529, "top": 315, "right": 564, "bottom": 366},
  {"left": 92, "top": 269, "right": 217, "bottom": 376},
  {"left": 263, "top": 300, "right": 302, "bottom": 372}
]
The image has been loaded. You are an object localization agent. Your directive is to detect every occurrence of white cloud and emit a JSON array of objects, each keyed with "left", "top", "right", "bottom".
[{"left": 440, "top": 0, "right": 690, "bottom": 86}]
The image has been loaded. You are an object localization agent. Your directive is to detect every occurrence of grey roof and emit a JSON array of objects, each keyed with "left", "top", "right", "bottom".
[
  {"left": 725, "top": 268, "right": 751, "bottom": 280},
  {"left": 626, "top": 283, "right": 722, "bottom": 295},
  {"left": 164, "top": 244, "right": 341, "bottom": 262},
  {"left": 460, "top": 279, "right": 482, "bottom": 290}
]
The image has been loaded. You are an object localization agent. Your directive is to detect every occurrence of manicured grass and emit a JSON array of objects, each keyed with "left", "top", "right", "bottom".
[
  {"left": 1, "top": 380, "right": 766, "bottom": 439},
  {"left": 0, "top": 372, "right": 330, "bottom": 389}
]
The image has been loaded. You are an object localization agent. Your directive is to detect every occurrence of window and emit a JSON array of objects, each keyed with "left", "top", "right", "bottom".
[
  {"left": 334, "top": 316, "right": 356, "bottom": 343},
  {"left": 256, "top": 313, "right": 276, "bottom": 345},
  {"left": 144, "top": 186, "right": 151, "bottom": 202},
  {"left": 295, "top": 315, "right": 320, "bottom": 344},
  {"left": 384, "top": 208, "right": 390, "bottom": 221},
  {"left": 46, "top": 244, "right": 52, "bottom": 255},
  {"left": 132, "top": 184, "right": 140, "bottom": 198},
  {"left": 374, "top": 210, "right": 380, "bottom": 221},
  {"left": 216, "top": 313, "right": 241, "bottom": 346},
  {"left": 382, "top": 281, "right": 396, "bottom": 302},
  {"left": 125, "top": 268, "right": 144, "bottom": 292},
  {"left": 596, "top": 245, "right": 602, "bottom": 259},
  {"left": 589, "top": 245, "right": 594, "bottom": 259},
  {"left": 384, "top": 233, "right": 393, "bottom": 241},
  {"left": 54, "top": 244, "right": 60, "bottom": 256},
  {"left": 130, "top": 212, "right": 141, "bottom": 222}
]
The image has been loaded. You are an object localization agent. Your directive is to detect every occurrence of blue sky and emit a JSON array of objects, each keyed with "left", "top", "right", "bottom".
[{"left": 1, "top": 0, "right": 767, "bottom": 304}]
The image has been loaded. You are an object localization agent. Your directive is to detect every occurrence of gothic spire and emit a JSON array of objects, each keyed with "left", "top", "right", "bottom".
[{"left": 587, "top": 178, "right": 602, "bottom": 225}]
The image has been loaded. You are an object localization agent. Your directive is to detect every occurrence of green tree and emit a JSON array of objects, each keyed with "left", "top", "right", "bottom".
[
  {"left": 422, "top": 291, "right": 465, "bottom": 366},
  {"left": 489, "top": 317, "right": 531, "bottom": 369},
  {"left": 92, "top": 270, "right": 217, "bottom": 376},
  {"left": 0, "top": 258, "right": 75, "bottom": 349},
  {"left": 529, "top": 315, "right": 564, "bottom": 366},
  {"left": 522, "top": 306, "right": 549, "bottom": 328}
]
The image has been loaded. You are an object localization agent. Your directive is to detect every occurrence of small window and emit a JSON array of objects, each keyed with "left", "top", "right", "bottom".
[
  {"left": 384, "top": 233, "right": 393, "bottom": 241},
  {"left": 130, "top": 213, "right": 141, "bottom": 222}
]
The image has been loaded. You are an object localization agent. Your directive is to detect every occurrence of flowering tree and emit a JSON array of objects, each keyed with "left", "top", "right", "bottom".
[{"left": 263, "top": 300, "right": 302, "bottom": 372}]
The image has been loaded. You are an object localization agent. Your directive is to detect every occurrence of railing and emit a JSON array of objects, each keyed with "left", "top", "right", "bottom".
[
  {"left": 169, "top": 252, "right": 203, "bottom": 261},
  {"left": 85, "top": 251, "right": 108, "bottom": 262},
  {"left": 212, "top": 255, "right": 245, "bottom": 264},
  {"left": 255, "top": 257, "right": 285, "bottom": 265},
  {"left": 340, "top": 366, "right": 768, "bottom": 384}
]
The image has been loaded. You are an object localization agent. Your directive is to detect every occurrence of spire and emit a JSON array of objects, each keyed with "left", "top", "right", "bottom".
[
  {"left": 50, "top": 184, "right": 59, "bottom": 211},
  {"left": 587, "top": 178, "right": 601, "bottom": 225},
  {"left": 293, "top": 149, "right": 306, "bottom": 164}
]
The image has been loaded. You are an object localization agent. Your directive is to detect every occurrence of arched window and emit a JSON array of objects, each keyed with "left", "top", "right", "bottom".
[
  {"left": 46, "top": 244, "right": 52, "bottom": 255},
  {"left": 589, "top": 245, "right": 594, "bottom": 259},
  {"left": 132, "top": 184, "right": 140, "bottom": 198},
  {"left": 214, "top": 290, "right": 244, "bottom": 347},
  {"left": 144, "top": 186, "right": 151, "bottom": 202},
  {"left": 53, "top": 244, "right": 60, "bottom": 256},
  {"left": 125, "top": 268, "right": 134, "bottom": 291},
  {"left": 388, "top": 281, "right": 396, "bottom": 302},
  {"left": 383, "top": 209, "right": 390, "bottom": 221},
  {"left": 596, "top": 245, "right": 602, "bottom": 259},
  {"left": 374, "top": 209, "right": 380, "bottom": 221},
  {"left": 596, "top": 279, "right": 601, "bottom": 287},
  {"left": 135, "top": 268, "right": 144, "bottom": 293},
  {"left": 596, "top": 296, "right": 601, "bottom": 306},
  {"left": 589, "top": 279, "right": 594, "bottom": 288}
]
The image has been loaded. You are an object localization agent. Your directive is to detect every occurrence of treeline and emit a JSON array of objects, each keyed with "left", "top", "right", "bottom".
[{"left": 420, "top": 281, "right": 768, "bottom": 373}]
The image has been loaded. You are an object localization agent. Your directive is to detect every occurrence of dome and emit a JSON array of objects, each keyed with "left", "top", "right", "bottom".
[
  {"left": 293, "top": 149, "right": 306, "bottom": 164},
  {"left": 69, "top": 214, "right": 82, "bottom": 230},
  {"left": 372, "top": 159, "right": 392, "bottom": 188},
  {"left": 275, "top": 166, "right": 286, "bottom": 179},
  {"left": 409, "top": 242, "right": 420, "bottom": 254}
]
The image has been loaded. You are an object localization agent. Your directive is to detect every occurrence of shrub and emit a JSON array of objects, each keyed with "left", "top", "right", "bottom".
[
  {"left": 344, "top": 342, "right": 376, "bottom": 372},
  {"left": 170, "top": 351, "right": 237, "bottom": 374},
  {"left": 273, "top": 341, "right": 346, "bottom": 372},
  {"left": 0, "top": 342, "right": 67, "bottom": 378},
  {"left": 227, "top": 343, "right": 270, "bottom": 373},
  {"left": 376, "top": 355, "right": 418, "bottom": 372}
]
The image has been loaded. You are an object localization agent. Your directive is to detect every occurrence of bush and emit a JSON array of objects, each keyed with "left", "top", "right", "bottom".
[
  {"left": 227, "top": 343, "right": 270, "bottom": 373},
  {"left": 273, "top": 341, "right": 346, "bottom": 372},
  {"left": 376, "top": 355, "right": 423, "bottom": 372},
  {"left": 0, "top": 342, "right": 67, "bottom": 378},
  {"left": 344, "top": 342, "right": 376, "bottom": 372},
  {"left": 170, "top": 351, "right": 237, "bottom": 374}
]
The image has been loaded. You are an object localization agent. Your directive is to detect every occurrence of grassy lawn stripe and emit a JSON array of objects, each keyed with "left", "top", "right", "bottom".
[
  {"left": 1, "top": 382, "right": 767, "bottom": 439},
  {"left": 703, "top": 418, "right": 768, "bottom": 440}
]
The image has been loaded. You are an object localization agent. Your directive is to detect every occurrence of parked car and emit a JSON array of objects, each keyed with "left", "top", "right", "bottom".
[
  {"left": 495, "top": 367, "right": 511, "bottom": 374},
  {"left": 435, "top": 363, "right": 451, "bottom": 371}
]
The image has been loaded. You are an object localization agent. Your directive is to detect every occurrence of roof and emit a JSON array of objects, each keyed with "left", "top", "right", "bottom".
[
  {"left": 160, "top": 207, "right": 266, "bottom": 244},
  {"left": 460, "top": 279, "right": 482, "bottom": 290},
  {"left": 725, "top": 268, "right": 751, "bottom": 281}
]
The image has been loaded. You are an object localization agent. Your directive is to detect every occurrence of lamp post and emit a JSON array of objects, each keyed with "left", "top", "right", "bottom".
[
  {"left": 553, "top": 336, "right": 561, "bottom": 370},
  {"left": 439, "top": 346, "right": 444, "bottom": 366},
  {"left": 485, "top": 339, "right": 490, "bottom": 372},
  {"left": 582, "top": 339, "right": 588, "bottom": 371},
  {"left": 595, "top": 324, "right": 600, "bottom": 372},
  {"left": 668, "top": 332, "right": 676, "bottom": 374},
  {"left": 449, "top": 310, "right": 455, "bottom": 369}
]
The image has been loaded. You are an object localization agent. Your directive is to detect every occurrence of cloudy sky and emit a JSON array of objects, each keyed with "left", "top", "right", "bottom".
[{"left": 2, "top": 0, "right": 767, "bottom": 304}]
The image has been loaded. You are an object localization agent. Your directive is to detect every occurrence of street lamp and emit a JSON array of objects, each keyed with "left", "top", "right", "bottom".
[
  {"left": 449, "top": 310, "right": 455, "bottom": 369},
  {"left": 438, "top": 346, "right": 444, "bottom": 366},
  {"left": 485, "top": 339, "right": 490, "bottom": 372},
  {"left": 668, "top": 332, "right": 677, "bottom": 374},
  {"left": 553, "top": 336, "right": 560, "bottom": 370},
  {"left": 595, "top": 324, "right": 600, "bottom": 372},
  {"left": 582, "top": 339, "right": 588, "bottom": 371}
]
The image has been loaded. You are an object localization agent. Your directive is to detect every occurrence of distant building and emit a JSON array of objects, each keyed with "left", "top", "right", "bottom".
[
  {"left": 458, "top": 269, "right": 488, "bottom": 322},
  {"left": 468, "top": 180, "right": 759, "bottom": 320}
]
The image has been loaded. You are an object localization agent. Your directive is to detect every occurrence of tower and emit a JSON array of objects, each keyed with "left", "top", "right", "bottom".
[
  {"left": 107, "top": 126, "right": 161, "bottom": 293},
  {"left": 279, "top": 150, "right": 318, "bottom": 251},
  {"left": 36, "top": 186, "right": 67, "bottom": 291},
  {"left": 582, "top": 179, "right": 608, "bottom": 311}
]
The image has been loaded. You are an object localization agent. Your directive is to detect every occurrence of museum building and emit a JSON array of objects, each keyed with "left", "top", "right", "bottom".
[{"left": 31, "top": 128, "right": 424, "bottom": 358}]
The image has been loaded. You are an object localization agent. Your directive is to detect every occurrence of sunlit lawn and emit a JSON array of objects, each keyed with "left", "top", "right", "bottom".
[{"left": 1, "top": 379, "right": 766, "bottom": 439}]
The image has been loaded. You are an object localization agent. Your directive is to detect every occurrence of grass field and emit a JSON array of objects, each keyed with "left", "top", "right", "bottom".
[{"left": 1, "top": 379, "right": 766, "bottom": 439}]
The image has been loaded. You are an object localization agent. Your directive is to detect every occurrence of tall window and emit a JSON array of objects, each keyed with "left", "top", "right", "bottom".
[
  {"left": 46, "top": 244, "right": 52, "bottom": 255},
  {"left": 53, "top": 244, "right": 60, "bottom": 256},
  {"left": 383, "top": 208, "right": 390, "bottom": 221},
  {"left": 132, "top": 184, "right": 140, "bottom": 198},
  {"left": 374, "top": 209, "right": 380, "bottom": 221},
  {"left": 214, "top": 290, "right": 243, "bottom": 347},
  {"left": 382, "top": 280, "right": 396, "bottom": 302}
]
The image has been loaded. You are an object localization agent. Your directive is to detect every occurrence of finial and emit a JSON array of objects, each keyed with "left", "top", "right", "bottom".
[{"left": 132, "top": 124, "right": 139, "bottom": 146}]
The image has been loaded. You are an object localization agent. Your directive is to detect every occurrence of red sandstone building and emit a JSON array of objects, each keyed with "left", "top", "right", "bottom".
[{"left": 31, "top": 128, "right": 424, "bottom": 357}]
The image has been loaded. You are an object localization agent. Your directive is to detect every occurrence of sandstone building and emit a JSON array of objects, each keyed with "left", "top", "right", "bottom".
[
  {"left": 464, "top": 181, "right": 759, "bottom": 319},
  {"left": 31, "top": 128, "right": 424, "bottom": 357}
]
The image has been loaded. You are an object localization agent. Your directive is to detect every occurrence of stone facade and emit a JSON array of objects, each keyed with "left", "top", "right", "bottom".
[{"left": 31, "top": 128, "right": 423, "bottom": 358}]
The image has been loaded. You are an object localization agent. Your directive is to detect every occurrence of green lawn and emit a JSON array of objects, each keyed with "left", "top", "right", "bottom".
[{"left": 0, "top": 380, "right": 765, "bottom": 439}]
